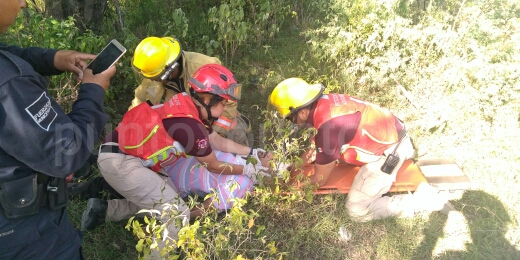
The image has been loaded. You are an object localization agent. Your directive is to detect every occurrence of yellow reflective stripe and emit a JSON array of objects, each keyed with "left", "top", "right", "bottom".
[
  {"left": 361, "top": 129, "right": 396, "bottom": 145},
  {"left": 340, "top": 145, "right": 375, "bottom": 155},
  {"left": 340, "top": 144, "right": 380, "bottom": 163},
  {"left": 147, "top": 146, "right": 174, "bottom": 159},
  {"left": 124, "top": 125, "right": 160, "bottom": 149}
]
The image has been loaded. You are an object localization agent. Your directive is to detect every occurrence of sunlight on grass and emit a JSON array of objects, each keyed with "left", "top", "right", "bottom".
[{"left": 432, "top": 211, "right": 471, "bottom": 256}]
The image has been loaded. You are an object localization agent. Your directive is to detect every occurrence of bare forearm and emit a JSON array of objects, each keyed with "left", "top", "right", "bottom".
[
  {"left": 206, "top": 162, "right": 244, "bottom": 175},
  {"left": 209, "top": 132, "right": 250, "bottom": 154}
]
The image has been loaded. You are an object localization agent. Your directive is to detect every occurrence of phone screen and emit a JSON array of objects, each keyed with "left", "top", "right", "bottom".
[{"left": 87, "top": 42, "right": 125, "bottom": 74}]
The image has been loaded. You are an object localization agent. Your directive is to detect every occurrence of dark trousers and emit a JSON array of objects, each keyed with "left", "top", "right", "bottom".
[{"left": 0, "top": 207, "right": 83, "bottom": 259}]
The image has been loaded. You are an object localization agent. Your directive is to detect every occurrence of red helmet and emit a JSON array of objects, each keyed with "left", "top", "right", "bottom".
[{"left": 189, "top": 64, "right": 241, "bottom": 101}]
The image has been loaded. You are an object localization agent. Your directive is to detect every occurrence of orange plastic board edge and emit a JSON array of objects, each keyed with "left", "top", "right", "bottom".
[{"left": 290, "top": 159, "right": 427, "bottom": 194}]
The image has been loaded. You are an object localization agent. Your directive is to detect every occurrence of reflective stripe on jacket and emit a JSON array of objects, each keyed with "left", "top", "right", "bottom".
[{"left": 117, "top": 93, "right": 203, "bottom": 171}]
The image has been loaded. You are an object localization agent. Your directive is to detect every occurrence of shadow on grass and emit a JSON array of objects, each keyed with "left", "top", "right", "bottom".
[{"left": 412, "top": 190, "right": 520, "bottom": 260}]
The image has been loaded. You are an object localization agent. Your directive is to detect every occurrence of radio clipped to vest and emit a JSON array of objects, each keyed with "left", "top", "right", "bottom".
[{"left": 380, "top": 130, "right": 408, "bottom": 174}]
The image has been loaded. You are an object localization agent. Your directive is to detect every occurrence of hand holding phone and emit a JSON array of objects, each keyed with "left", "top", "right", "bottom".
[
  {"left": 82, "top": 65, "right": 116, "bottom": 91},
  {"left": 87, "top": 39, "right": 127, "bottom": 74}
]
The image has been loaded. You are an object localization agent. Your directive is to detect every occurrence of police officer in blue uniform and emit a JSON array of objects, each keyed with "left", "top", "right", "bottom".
[{"left": 0, "top": 1, "right": 116, "bottom": 258}]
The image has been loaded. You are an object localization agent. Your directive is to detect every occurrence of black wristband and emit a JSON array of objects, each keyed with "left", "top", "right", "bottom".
[{"left": 249, "top": 148, "right": 253, "bottom": 155}]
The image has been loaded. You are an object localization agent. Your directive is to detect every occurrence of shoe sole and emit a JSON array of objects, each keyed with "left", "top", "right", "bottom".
[{"left": 80, "top": 199, "right": 97, "bottom": 231}]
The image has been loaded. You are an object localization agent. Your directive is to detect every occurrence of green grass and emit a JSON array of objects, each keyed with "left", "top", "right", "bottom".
[{"left": 68, "top": 199, "right": 138, "bottom": 259}]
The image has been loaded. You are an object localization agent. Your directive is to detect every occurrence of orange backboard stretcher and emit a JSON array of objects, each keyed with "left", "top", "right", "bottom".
[{"left": 290, "top": 159, "right": 471, "bottom": 194}]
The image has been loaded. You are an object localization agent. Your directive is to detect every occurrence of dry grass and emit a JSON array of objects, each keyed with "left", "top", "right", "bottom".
[{"left": 387, "top": 21, "right": 520, "bottom": 256}]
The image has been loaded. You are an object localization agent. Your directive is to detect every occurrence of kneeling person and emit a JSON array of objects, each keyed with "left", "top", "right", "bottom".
[
  {"left": 268, "top": 78, "right": 452, "bottom": 222},
  {"left": 81, "top": 65, "right": 270, "bottom": 240}
]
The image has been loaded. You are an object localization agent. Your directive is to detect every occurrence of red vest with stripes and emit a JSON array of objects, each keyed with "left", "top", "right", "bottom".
[
  {"left": 116, "top": 93, "right": 203, "bottom": 171},
  {"left": 312, "top": 94, "right": 399, "bottom": 165}
]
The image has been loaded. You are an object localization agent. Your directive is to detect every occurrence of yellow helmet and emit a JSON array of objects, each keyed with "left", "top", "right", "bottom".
[
  {"left": 268, "top": 78, "right": 324, "bottom": 119},
  {"left": 132, "top": 37, "right": 182, "bottom": 80}
]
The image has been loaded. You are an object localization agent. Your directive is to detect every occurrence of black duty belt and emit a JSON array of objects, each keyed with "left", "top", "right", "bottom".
[
  {"left": 100, "top": 144, "right": 125, "bottom": 154},
  {"left": 0, "top": 173, "right": 68, "bottom": 219}
]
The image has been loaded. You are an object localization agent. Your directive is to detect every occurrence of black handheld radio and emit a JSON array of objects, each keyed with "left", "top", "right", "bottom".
[{"left": 380, "top": 132, "right": 407, "bottom": 174}]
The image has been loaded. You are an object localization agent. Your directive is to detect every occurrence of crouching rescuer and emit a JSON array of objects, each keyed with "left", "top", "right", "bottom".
[
  {"left": 80, "top": 64, "right": 270, "bottom": 248},
  {"left": 267, "top": 78, "right": 453, "bottom": 222}
]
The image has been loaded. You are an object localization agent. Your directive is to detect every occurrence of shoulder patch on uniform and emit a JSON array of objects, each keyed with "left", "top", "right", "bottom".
[
  {"left": 196, "top": 138, "right": 208, "bottom": 149},
  {"left": 25, "top": 92, "right": 57, "bottom": 131}
]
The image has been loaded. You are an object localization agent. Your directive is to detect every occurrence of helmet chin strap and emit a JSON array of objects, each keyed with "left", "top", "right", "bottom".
[
  {"left": 204, "top": 104, "right": 218, "bottom": 121},
  {"left": 192, "top": 90, "right": 220, "bottom": 120}
]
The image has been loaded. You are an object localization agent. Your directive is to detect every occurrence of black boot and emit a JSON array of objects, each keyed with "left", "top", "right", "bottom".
[
  {"left": 81, "top": 198, "right": 108, "bottom": 231},
  {"left": 68, "top": 177, "right": 124, "bottom": 200}
]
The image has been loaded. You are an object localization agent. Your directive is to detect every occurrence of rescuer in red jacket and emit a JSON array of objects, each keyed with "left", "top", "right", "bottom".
[{"left": 268, "top": 78, "right": 453, "bottom": 222}]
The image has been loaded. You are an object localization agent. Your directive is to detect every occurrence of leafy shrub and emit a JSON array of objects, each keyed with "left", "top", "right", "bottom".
[
  {"left": 299, "top": 0, "right": 519, "bottom": 109},
  {"left": 208, "top": 0, "right": 292, "bottom": 63},
  {"left": 126, "top": 186, "right": 285, "bottom": 259},
  {"left": 118, "top": 1, "right": 190, "bottom": 52}
]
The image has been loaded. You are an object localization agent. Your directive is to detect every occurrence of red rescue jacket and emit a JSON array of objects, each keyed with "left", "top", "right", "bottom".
[
  {"left": 116, "top": 93, "right": 202, "bottom": 171},
  {"left": 313, "top": 94, "right": 399, "bottom": 165}
]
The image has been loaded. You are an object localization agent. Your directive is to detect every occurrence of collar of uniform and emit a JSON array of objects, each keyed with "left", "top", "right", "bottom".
[{"left": 307, "top": 100, "right": 318, "bottom": 126}]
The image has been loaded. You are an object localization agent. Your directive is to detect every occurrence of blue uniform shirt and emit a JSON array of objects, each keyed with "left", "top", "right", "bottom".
[
  {"left": 0, "top": 44, "right": 108, "bottom": 181},
  {"left": 0, "top": 43, "right": 108, "bottom": 259}
]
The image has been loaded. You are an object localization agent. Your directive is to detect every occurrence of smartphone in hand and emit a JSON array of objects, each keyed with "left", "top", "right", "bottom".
[{"left": 87, "top": 39, "right": 127, "bottom": 74}]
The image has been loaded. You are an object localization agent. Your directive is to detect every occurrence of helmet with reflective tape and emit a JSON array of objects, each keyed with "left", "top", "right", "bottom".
[
  {"left": 189, "top": 64, "right": 241, "bottom": 102},
  {"left": 132, "top": 37, "right": 182, "bottom": 80},
  {"left": 268, "top": 78, "right": 324, "bottom": 118}
]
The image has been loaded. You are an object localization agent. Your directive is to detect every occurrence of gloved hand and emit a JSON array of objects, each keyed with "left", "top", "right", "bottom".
[
  {"left": 251, "top": 148, "right": 267, "bottom": 163},
  {"left": 243, "top": 163, "right": 270, "bottom": 183},
  {"left": 250, "top": 148, "right": 274, "bottom": 168}
]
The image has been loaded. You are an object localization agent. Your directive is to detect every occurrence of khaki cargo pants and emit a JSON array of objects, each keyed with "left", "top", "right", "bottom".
[
  {"left": 97, "top": 143, "right": 190, "bottom": 240},
  {"left": 346, "top": 136, "right": 416, "bottom": 222}
]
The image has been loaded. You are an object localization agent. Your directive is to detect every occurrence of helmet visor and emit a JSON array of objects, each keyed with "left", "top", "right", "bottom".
[
  {"left": 221, "top": 83, "right": 241, "bottom": 101},
  {"left": 190, "top": 78, "right": 242, "bottom": 101}
]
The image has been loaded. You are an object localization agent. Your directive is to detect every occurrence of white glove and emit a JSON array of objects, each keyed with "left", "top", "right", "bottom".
[
  {"left": 251, "top": 148, "right": 267, "bottom": 163},
  {"left": 243, "top": 163, "right": 270, "bottom": 183}
]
